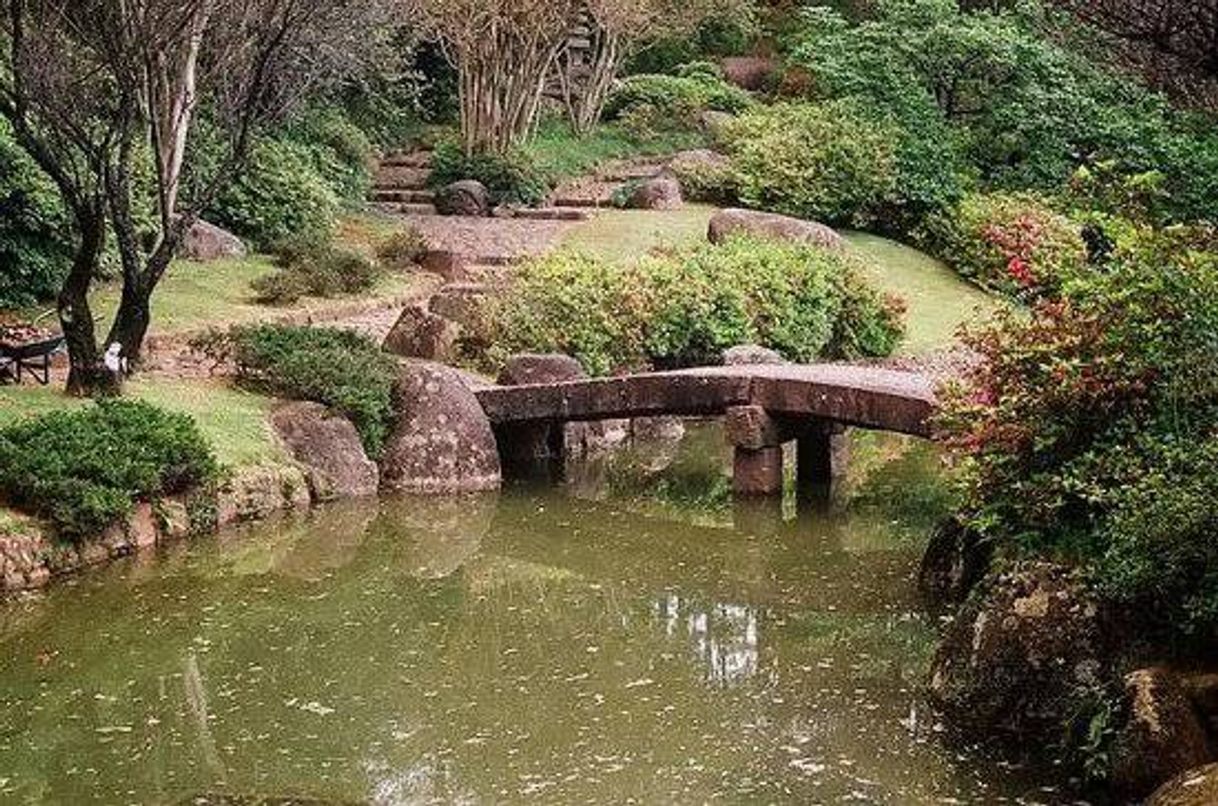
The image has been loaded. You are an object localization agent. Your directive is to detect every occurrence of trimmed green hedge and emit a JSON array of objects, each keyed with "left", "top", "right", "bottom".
[
  {"left": 476, "top": 236, "right": 905, "bottom": 375},
  {"left": 0, "top": 401, "right": 219, "bottom": 541},
  {"left": 195, "top": 325, "right": 398, "bottom": 458}
]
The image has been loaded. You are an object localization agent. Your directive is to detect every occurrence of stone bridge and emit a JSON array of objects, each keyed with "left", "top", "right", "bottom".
[{"left": 474, "top": 364, "right": 938, "bottom": 498}]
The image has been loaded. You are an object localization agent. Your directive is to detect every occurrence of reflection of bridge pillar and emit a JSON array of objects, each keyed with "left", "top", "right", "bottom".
[{"left": 494, "top": 421, "right": 566, "bottom": 482}]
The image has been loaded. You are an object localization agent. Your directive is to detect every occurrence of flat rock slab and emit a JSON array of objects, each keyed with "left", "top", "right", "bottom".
[{"left": 397, "top": 215, "right": 574, "bottom": 265}]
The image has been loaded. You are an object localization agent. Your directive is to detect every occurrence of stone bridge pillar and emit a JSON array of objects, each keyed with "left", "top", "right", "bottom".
[{"left": 726, "top": 406, "right": 850, "bottom": 500}]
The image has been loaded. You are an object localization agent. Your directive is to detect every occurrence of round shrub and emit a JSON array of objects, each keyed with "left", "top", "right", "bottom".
[
  {"left": 193, "top": 325, "right": 398, "bottom": 458},
  {"left": 206, "top": 138, "right": 339, "bottom": 249},
  {"left": 603, "top": 72, "right": 754, "bottom": 125},
  {"left": 375, "top": 228, "right": 428, "bottom": 271},
  {"left": 923, "top": 192, "right": 1087, "bottom": 297},
  {"left": 0, "top": 400, "right": 219, "bottom": 541},
  {"left": 722, "top": 101, "right": 900, "bottom": 227},
  {"left": 252, "top": 240, "right": 381, "bottom": 305},
  {"left": 288, "top": 108, "right": 375, "bottom": 203},
  {"left": 429, "top": 140, "right": 551, "bottom": 208},
  {"left": 476, "top": 237, "right": 905, "bottom": 375}
]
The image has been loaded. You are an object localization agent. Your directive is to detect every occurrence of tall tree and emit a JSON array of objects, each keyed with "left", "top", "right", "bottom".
[
  {"left": 1052, "top": 0, "right": 1218, "bottom": 111},
  {"left": 0, "top": 0, "right": 389, "bottom": 394},
  {"left": 410, "top": 0, "right": 582, "bottom": 155}
]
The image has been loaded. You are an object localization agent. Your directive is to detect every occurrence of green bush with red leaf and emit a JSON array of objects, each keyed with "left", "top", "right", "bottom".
[
  {"left": 936, "top": 230, "right": 1218, "bottom": 642},
  {"left": 922, "top": 192, "right": 1088, "bottom": 298}
]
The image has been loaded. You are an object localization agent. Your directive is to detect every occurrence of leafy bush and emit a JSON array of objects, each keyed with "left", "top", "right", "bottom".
[
  {"left": 722, "top": 101, "right": 900, "bottom": 227},
  {"left": 667, "top": 151, "right": 739, "bottom": 204},
  {"left": 936, "top": 238, "right": 1218, "bottom": 641},
  {"left": 375, "top": 228, "right": 428, "bottom": 270},
  {"left": 429, "top": 140, "right": 552, "bottom": 207},
  {"left": 205, "top": 137, "right": 339, "bottom": 249},
  {"left": 0, "top": 401, "right": 219, "bottom": 541},
  {"left": 0, "top": 121, "right": 72, "bottom": 308},
  {"left": 477, "top": 237, "right": 905, "bottom": 375},
  {"left": 194, "top": 325, "right": 398, "bottom": 457},
  {"left": 922, "top": 192, "right": 1088, "bottom": 297},
  {"left": 604, "top": 72, "right": 754, "bottom": 127},
  {"left": 252, "top": 238, "right": 381, "bottom": 305},
  {"left": 285, "top": 108, "right": 375, "bottom": 203}
]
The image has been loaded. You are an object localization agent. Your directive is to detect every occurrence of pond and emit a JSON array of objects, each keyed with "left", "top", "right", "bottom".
[{"left": 0, "top": 424, "right": 1058, "bottom": 804}]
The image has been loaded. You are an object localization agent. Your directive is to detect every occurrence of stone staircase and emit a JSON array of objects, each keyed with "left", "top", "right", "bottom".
[{"left": 371, "top": 149, "right": 437, "bottom": 216}]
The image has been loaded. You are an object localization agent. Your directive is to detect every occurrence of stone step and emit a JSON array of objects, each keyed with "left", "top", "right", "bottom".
[
  {"left": 372, "top": 201, "right": 439, "bottom": 216},
  {"left": 371, "top": 189, "right": 435, "bottom": 204},
  {"left": 375, "top": 166, "right": 431, "bottom": 190},
  {"left": 511, "top": 207, "right": 594, "bottom": 222},
  {"left": 552, "top": 196, "right": 614, "bottom": 209},
  {"left": 380, "top": 150, "right": 432, "bottom": 169}
]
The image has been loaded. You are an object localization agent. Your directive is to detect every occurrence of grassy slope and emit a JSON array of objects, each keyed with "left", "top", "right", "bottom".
[
  {"left": 526, "top": 118, "right": 703, "bottom": 183},
  {"left": 0, "top": 379, "right": 285, "bottom": 468}
]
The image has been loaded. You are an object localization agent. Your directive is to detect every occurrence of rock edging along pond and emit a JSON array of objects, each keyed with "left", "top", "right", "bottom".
[{"left": 0, "top": 359, "right": 505, "bottom": 596}]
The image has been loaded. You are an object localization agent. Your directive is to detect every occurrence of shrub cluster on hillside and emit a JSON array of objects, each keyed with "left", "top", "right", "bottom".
[
  {"left": 194, "top": 325, "right": 398, "bottom": 458},
  {"left": 604, "top": 69, "right": 755, "bottom": 136},
  {"left": 0, "top": 401, "right": 219, "bottom": 541},
  {"left": 936, "top": 228, "right": 1218, "bottom": 643},
  {"left": 473, "top": 236, "right": 905, "bottom": 376}
]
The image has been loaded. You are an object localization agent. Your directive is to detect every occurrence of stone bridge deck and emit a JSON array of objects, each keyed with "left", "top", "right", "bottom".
[
  {"left": 475, "top": 364, "right": 937, "bottom": 436},
  {"left": 475, "top": 364, "right": 938, "bottom": 497}
]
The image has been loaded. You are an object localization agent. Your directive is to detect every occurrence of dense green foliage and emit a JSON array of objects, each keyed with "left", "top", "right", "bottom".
[
  {"left": 476, "top": 237, "right": 905, "bottom": 375},
  {"left": 604, "top": 71, "right": 754, "bottom": 135},
  {"left": 790, "top": 0, "right": 1218, "bottom": 227},
  {"left": 0, "top": 122, "right": 73, "bottom": 309},
  {"left": 937, "top": 229, "right": 1218, "bottom": 641},
  {"left": 196, "top": 325, "right": 397, "bottom": 457},
  {"left": 721, "top": 101, "right": 900, "bottom": 226},
  {"left": 251, "top": 243, "right": 381, "bottom": 305},
  {"left": 921, "top": 191, "right": 1088, "bottom": 297},
  {"left": 0, "top": 401, "right": 218, "bottom": 541},
  {"left": 429, "top": 139, "right": 552, "bottom": 207}
]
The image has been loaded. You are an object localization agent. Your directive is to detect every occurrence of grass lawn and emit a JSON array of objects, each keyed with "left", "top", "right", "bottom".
[
  {"left": 562, "top": 206, "right": 718, "bottom": 262},
  {"left": 842, "top": 232, "right": 1002, "bottom": 355},
  {"left": 8, "top": 213, "right": 425, "bottom": 338},
  {"left": 0, "top": 378, "right": 285, "bottom": 468},
  {"left": 526, "top": 118, "right": 703, "bottom": 183}
]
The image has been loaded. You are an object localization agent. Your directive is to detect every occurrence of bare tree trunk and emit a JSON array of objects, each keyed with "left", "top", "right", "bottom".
[
  {"left": 559, "top": 24, "right": 622, "bottom": 136},
  {"left": 60, "top": 207, "right": 118, "bottom": 397}
]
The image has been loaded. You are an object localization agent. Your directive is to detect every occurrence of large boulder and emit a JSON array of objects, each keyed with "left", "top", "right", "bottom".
[
  {"left": 627, "top": 177, "right": 683, "bottom": 211},
  {"left": 382, "top": 305, "right": 460, "bottom": 363},
  {"left": 380, "top": 361, "right": 502, "bottom": 494},
  {"left": 497, "top": 353, "right": 586, "bottom": 386},
  {"left": 429, "top": 283, "right": 489, "bottom": 330},
  {"left": 723, "top": 344, "right": 786, "bottom": 367},
  {"left": 271, "top": 401, "right": 379, "bottom": 500},
  {"left": 435, "top": 180, "right": 491, "bottom": 217},
  {"left": 918, "top": 516, "right": 993, "bottom": 609},
  {"left": 929, "top": 562, "right": 1113, "bottom": 739},
  {"left": 708, "top": 208, "right": 843, "bottom": 250},
  {"left": 1112, "top": 668, "right": 1214, "bottom": 800},
  {"left": 1149, "top": 764, "right": 1218, "bottom": 806},
  {"left": 180, "top": 219, "right": 245, "bottom": 262}
]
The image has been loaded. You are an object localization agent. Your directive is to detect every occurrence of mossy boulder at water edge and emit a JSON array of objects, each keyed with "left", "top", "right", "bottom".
[
  {"left": 271, "top": 401, "right": 379, "bottom": 500},
  {"left": 379, "top": 361, "right": 501, "bottom": 494},
  {"left": 929, "top": 562, "right": 1114, "bottom": 738}
]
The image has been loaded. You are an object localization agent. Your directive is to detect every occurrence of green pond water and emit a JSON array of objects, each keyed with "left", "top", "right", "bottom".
[{"left": 0, "top": 425, "right": 1059, "bottom": 804}]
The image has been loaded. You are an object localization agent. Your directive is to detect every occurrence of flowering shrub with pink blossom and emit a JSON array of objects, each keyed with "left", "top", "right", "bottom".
[{"left": 923, "top": 192, "right": 1088, "bottom": 299}]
